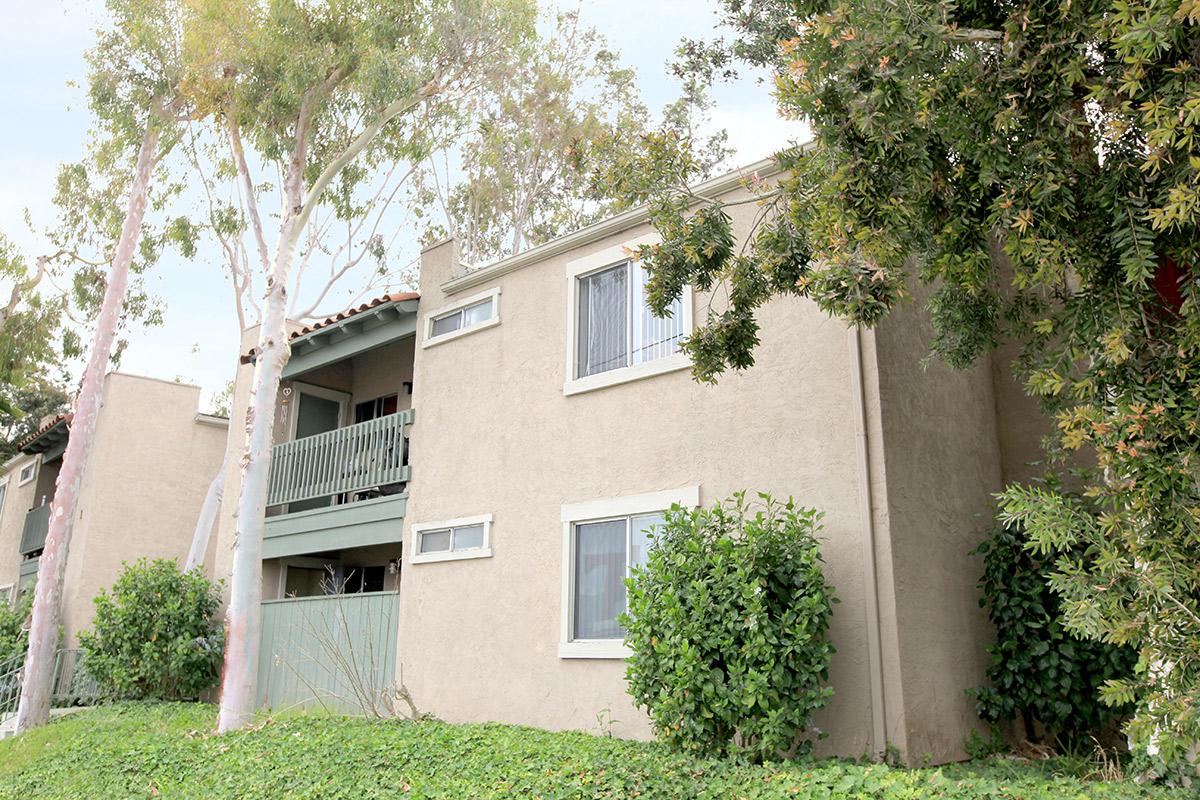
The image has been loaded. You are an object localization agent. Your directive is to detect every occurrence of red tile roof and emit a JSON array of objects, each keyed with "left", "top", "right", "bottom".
[
  {"left": 17, "top": 412, "right": 72, "bottom": 452},
  {"left": 241, "top": 291, "right": 419, "bottom": 363}
]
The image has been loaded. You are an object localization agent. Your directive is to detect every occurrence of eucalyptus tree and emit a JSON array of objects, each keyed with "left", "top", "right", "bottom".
[
  {"left": 594, "top": 0, "right": 1200, "bottom": 773},
  {"left": 419, "top": 9, "right": 730, "bottom": 265},
  {"left": 183, "top": 0, "right": 536, "bottom": 732},
  {"left": 14, "top": 0, "right": 198, "bottom": 733}
]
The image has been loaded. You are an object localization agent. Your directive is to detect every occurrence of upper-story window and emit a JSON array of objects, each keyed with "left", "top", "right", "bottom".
[
  {"left": 576, "top": 259, "right": 684, "bottom": 378},
  {"left": 565, "top": 238, "right": 692, "bottom": 396},
  {"left": 411, "top": 514, "right": 493, "bottom": 564},
  {"left": 0, "top": 478, "right": 7, "bottom": 516},
  {"left": 423, "top": 288, "right": 501, "bottom": 348},
  {"left": 17, "top": 461, "right": 36, "bottom": 487}
]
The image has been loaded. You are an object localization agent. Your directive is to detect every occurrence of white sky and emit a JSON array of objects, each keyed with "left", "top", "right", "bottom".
[{"left": 0, "top": 0, "right": 801, "bottom": 408}]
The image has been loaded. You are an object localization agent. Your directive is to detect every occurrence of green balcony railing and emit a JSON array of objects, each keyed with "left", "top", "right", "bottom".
[
  {"left": 267, "top": 408, "right": 412, "bottom": 508},
  {"left": 19, "top": 504, "right": 50, "bottom": 556}
]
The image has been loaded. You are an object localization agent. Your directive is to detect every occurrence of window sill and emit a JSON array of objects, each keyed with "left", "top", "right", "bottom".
[
  {"left": 422, "top": 315, "right": 500, "bottom": 349},
  {"left": 558, "top": 640, "right": 631, "bottom": 660},
  {"left": 411, "top": 547, "right": 493, "bottom": 565},
  {"left": 563, "top": 354, "right": 691, "bottom": 397}
]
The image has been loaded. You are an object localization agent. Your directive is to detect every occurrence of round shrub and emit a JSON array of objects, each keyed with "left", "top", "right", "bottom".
[
  {"left": 0, "top": 593, "right": 30, "bottom": 665},
  {"left": 79, "top": 558, "right": 224, "bottom": 701},
  {"left": 623, "top": 492, "right": 836, "bottom": 761},
  {"left": 970, "top": 519, "right": 1135, "bottom": 744}
]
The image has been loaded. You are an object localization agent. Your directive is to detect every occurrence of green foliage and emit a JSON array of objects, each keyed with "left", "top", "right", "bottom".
[
  {"left": 623, "top": 492, "right": 835, "bottom": 761},
  {"left": 0, "top": 595, "right": 31, "bottom": 667},
  {"left": 78, "top": 559, "right": 223, "bottom": 701},
  {"left": 0, "top": 703, "right": 1189, "bottom": 799},
  {"left": 970, "top": 518, "right": 1136, "bottom": 743},
  {"left": 597, "top": 0, "right": 1200, "bottom": 772}
]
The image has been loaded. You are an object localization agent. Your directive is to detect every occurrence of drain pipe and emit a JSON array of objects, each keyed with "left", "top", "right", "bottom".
[{"left": 848, "top": 325, "right": 888, "bottom": 760}]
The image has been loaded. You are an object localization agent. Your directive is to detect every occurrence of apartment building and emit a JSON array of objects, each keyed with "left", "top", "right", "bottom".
[
  {"left": 216, "top": 158, "right": 1046, "bottom": 764},
  {"left": 0, "top": 373, "right": 228, "bottom": 643}
]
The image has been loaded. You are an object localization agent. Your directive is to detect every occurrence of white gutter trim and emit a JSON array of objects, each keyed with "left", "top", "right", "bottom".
[
  {"left": 440, "top": 156, "right": 785, "bottom": 296},
  {"left": 849, "top": 325, "right": 889, "bottom": 760}
]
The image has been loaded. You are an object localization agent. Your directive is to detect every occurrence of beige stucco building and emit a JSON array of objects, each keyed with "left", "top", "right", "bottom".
[
  {"left": 214, "top": 158, "right": 1046, "bottom": 764},
  {"left": 0, "top": 373, "right": 228, "bottom": 644}
]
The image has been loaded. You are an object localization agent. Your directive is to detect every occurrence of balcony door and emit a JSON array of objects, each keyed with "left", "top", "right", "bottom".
[{"left": 288, "top": 383, "right": 350, "bottom": 512}]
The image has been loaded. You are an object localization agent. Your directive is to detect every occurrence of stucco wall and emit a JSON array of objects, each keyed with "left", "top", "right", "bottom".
[
  {"left": 399, "top": 203, "right": 881, "bottom": 754},
  {"left": 0, "top": 453, "right": 45, "bottom": 598},
  {"left": 58, "top": 374, "right": 229, "bottom": 641},
  {"left": 870, "top": 289, "right": 1003, "bottom": 762}
]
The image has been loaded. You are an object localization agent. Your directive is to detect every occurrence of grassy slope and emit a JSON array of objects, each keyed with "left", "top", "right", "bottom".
[{"left": 0, "top": 704, "right": 1188, "bottom": 799}]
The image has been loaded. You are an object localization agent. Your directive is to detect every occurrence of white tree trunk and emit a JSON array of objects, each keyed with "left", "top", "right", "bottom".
[
  {"left": 215, "top": 217, "right": 298, "bottom": 733},
  {"left": 184, "top": 449, "right": 229, "bottom": 573},
  {"left": 14, "top": 121, "right": 161, "bottom": 734}
]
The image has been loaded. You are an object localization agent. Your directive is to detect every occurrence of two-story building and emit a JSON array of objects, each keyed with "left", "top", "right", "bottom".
[
  {"left": 0, "top": 373, "right": 229, "bottom": 643},
  {"left": 216, "top": 157, "right": 1047, "bottom": 764}
]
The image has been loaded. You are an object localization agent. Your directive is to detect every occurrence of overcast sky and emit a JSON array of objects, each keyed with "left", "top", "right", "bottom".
[{"left": 0, "top": 1, "right": 800, "bottom": 407}]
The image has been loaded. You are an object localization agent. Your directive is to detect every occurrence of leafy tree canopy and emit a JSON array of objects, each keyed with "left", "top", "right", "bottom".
[{"left": 593, "top": 0, "right": 1200, "bottom": 774}]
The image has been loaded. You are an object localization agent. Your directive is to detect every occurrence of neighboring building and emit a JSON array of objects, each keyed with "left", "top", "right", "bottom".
[
  {"left": 215, "top": 158, "right": 1047, "bottom": 764},
  {"left": 0, "top": 373, "right": 228, "bottom": 643}
]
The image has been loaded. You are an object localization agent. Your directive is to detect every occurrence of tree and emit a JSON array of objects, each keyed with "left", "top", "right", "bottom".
[
  {"left": 183, "top": 0, "right": 537, "bottom": 732},
  {"left": 15, "top": 0, "right": 196, "bottom": 733},
  {"left": 593, "top": 0, "right": 1200, "bottom": 773},
  {"left": 417, "top": 10, "right": 643, "bottom": 263}
]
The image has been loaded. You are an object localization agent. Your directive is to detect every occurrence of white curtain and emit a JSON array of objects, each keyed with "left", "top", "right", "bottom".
[
  {"left": 577, "top": 264, "right": 627, "bottom": 378},
  {"left": 573, "top": 519, "right": 627, "bottom": 639}
]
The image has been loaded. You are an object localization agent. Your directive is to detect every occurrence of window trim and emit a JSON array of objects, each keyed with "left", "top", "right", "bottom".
[
  {"left": 411, "top": 513, "right": 494, "bottom": 564},
  {"left": 422, "top": 287, "right": 501, "bottom": 348},
  {"left": 0, "top": 475, "right": 8, "bottom": 516},
  {"left": 16, "top": 460, "right": 37, "bottom": 487},
  {"left": 559, "top": 486, "right": 700, "bottom": 659},
  {"left": 563, "top": 235, "right": 693, "bottom": 397}
]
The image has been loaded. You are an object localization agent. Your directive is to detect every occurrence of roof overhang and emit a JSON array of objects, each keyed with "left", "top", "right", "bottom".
[
  {"left": 281, "top": 296, "right": 419, "bottom": 380},
  {"left": 19, "top": 414, "right": 71, "bottom": 459}
]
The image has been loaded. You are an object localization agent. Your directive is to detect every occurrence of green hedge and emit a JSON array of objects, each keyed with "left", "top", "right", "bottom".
[{"left": 0, "top": 703, "right": 1189, "bottom": 799}]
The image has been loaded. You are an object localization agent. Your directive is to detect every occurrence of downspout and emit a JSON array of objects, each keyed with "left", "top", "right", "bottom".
[{"left": 848, "top": 326, "right": 888, "bottom": 760}]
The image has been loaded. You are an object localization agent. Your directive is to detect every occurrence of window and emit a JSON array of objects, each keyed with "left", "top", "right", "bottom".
[
  {"left": 423, "top": 288, "right": 501, "bottom": 347},
  {"left": 0, "top": 478, "right": 7, "bottom": 517},
  {"left": 354, "top": 393, "right": 399, "bottom": 423},
  {"left": 576, "top": 260, "right": 684, "bottom": 379},
  {"left": 17, "top": 461, "right": 36, "bottom": 486},
  {"left": 560, "top": 486, "right": 699, "bottom": 658},
  {"left": 564, "top": 238, "right": 692, "bottom": 396},
  {"left": 411, "top": 514, "right": 493, "bottom": 563},
  {"left": 0, "top": 585, "right": 11, "bottom": 607}
]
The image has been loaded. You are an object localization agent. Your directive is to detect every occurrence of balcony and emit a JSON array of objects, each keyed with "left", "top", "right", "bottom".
[
  {"left": 19, "top": 503, "right": 50, "bottom": 556},
  {"left": 264, "top": 409, "right": 412, "bottom": 559}
]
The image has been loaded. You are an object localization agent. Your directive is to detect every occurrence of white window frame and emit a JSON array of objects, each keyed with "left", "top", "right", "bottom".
[
  {"left": 411, "top": 513, "right": 493, "bottom": 564},
  {"left": 16, "top": 460, "right": 37, "bottom": 487},
  {"left": 563, "top": 235, "right": 693, "bottom": 397},
  {"left": 0, "top": 475, "right": 8, "bottom": 516},
  {"left": 559, "top": 486, "right": 699, "bottom": 659},
  {"left": 422, "top": 287, "right": 501, "bottom": 348}
]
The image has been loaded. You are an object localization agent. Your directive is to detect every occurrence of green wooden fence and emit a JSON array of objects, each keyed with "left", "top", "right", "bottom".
[
  {"left": 256, "top": 591, "right": 401, "bottom": 715},
  {"left": 267, "top": 409, "right": 413, "bottom": 507}
]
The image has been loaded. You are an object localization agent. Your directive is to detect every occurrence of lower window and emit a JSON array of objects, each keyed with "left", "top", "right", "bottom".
[{"left": 559, "top": 486, "right": 699, "bottom": 658}]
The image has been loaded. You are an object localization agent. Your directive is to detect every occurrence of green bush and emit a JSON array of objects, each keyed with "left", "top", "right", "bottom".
[
  {"left": 623, "top": 492, "right": 835, "bottom": 761},
  {"left": 970, "top": 520, "right": 1135, "bottom": 744},
  {"left": 0, "top": 594, "right": 30, "bottom": 665},
  {"left": 79, "top": 559, "right": 224, "bottom": 701}
]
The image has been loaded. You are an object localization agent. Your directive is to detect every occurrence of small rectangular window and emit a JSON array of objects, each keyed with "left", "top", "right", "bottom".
[
  {"left": 17, "top": 462, "right": 36, "bottom": 486},
  {"left": 412, "top": 515, "right": 493, "bottom": 563},
  {"left": 0, "top": 480, "right": 7, "bottom": 516},
  {"left": 423, "top": 289, "right": 500, "bottom": 347}
]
